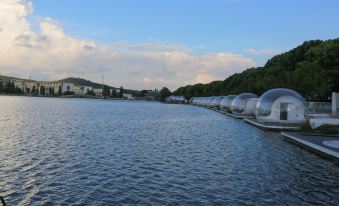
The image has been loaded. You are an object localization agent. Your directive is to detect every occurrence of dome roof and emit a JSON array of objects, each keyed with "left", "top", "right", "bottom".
[
  {"left": 220, "top": 95, "right": 237, "bottom": 109},
  {"left": 231, "top": 93, "right": 258, "bottom": 114},
  {"left": 212, "top": 96, "right": 224, "bottom": 106},
  {"left": 255, "top": 88, "right": 306, "bottom": 121}
]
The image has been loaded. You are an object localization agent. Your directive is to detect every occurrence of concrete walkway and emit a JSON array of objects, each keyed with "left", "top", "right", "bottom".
[
  {"left": 245, "top": 118, "right": 301, "bottom": 131},
  {"left": 281, "top": 132, "right": 339, "bottom": 160}
]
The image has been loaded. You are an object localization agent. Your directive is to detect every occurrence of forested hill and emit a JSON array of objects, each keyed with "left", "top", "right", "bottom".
[
  {"left": 57, "top": 77, "right": 140, "bottom": 95},
  {"left": 174, "top": 38, "right": 339, "bottom": 101},
  {"left": 57, "top": 77, "right": 116, "bottom": 89}
]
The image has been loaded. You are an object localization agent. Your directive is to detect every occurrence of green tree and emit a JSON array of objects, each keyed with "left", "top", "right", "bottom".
[
  {"left": 58, "top": 85, "right": 62, "bottom": 95},
  {"left": 87, "top": 90, "right": 95, "bottom": 96},
  {"left": 111, "top": 89, "right": 118, "bottom": 97},
  {"left": 140, "top": 90, "right": 148, "bottom": 97},
  {"left": 0, "top": 82, "right": 4, "bottom": 93},
  {"left": 119, "top": 86, "right": 124, "bottom": 98},
  {"left": 102, "top": 85, "right": 111, "bottom": 98},
  {"left": 40, "top": 86, "right": 45, "bottom": 95},
  {"left": 159, "top": 87, "right": 171, "bottom": 102}
]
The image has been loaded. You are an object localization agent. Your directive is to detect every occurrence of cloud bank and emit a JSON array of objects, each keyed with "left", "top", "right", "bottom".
[{"left": 0, "top": 0, "right": 255, "bottom": 90}]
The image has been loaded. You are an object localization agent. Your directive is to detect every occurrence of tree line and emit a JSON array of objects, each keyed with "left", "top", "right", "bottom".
[{"left": 174, "top": 38, "right": 339, "bottom": 101}]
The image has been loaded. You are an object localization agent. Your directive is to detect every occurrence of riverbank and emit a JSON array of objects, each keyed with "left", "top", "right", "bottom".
[{"left": 193, "top": 104, "right": 339, "bottom": 161}]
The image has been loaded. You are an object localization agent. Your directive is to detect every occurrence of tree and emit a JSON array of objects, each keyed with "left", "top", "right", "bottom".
[
  {"left": 49, "top": 87, "right": 54, "bottom": 95},
  {"left": 159, "top": 87, "right": 171, "bottom": 102},
  {"left": 111, "top": 89, "right": 118, "bottom": 97},
  {"left": 15, "top": 87, "right": 22, "bottom": 94},
  {"left": 87, "top": 90, "right": 95, "bottom": 96},
  {"left": 40, "top": 86, "right": 45, "bottom": 95},
  {"left": 4, "top": 82, "right": 15, "bottom": 93},
  {"left": 173, "top": 38, "right": 339, "bottom": 101},
  {"left": 141, "top": 90, "right": 148, "bottom": 97},
  {"left": 58, "top": 85, "right": 62, "bottom": 95},
  {"left": 102, "top": 85, "right": 110, "bottom": 98},
  {"left": 119, "top": 86, "right": 124, "bottom": 98},
  {"left": 0, "top": 82, "right": 4, "bottom": 93}
]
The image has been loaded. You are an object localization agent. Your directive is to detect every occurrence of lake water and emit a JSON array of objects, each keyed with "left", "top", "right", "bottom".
[{"left": 0, "top": 96, "right": 338, "bottom": 205}]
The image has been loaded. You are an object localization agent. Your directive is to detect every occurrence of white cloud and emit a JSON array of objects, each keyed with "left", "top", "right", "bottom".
[
  {"left": 245, "top": 48, "right": 281, "bottom": 56},
  {"left": 0, "top": 0, "right": 256, "bottom": 90}
]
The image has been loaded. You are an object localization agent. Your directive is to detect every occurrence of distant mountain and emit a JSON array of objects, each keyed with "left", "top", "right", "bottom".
[
  {"left": 57, "top": 77, "right": 140, "bottom": 94},
  {"left": 0, "top": 76, "right": 140, "bottom": 95},
  {"left": 174, "top": 38, "right": 339, "bottom": 101},
  {"left": 0, "top": 75, "right": 35, "bottom": 82},
  {"left": 57, "top": 77, "right": 114, "bottom": 89}
]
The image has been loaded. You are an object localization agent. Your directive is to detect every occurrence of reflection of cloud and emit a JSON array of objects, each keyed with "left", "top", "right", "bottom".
[
  {"left": 245, "top": 48, "right": 281, "bottom": 56},
  {"left": 0, "top": 0, "right": 256, "bottom": 90}
]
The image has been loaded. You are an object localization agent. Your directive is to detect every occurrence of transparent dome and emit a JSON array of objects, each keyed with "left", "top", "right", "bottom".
[
  {"left": 207, "top": 97, "right": 216, "bottom": 107},
  {"left": 201, "top": 97, "right": 208, "bottom": 106},
  {"left": 220, "top": 95, "right": 237, "bottom": 111},
  {"left": 231, "top": 93, "right": 258, "bottom": 115},
  {"left": 212, "top": 96, "right": 224, "bottom": 107},
  {"left": 245, "top": 98, "right": 259, "bottom": 116},
  {"left": 255, "top": 88, "right": 307, "bottom": 123}
]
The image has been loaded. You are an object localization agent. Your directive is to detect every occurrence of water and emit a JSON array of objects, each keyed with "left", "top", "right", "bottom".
[{"left": 0, "top": 96, "right": 338, "bottom": 205}]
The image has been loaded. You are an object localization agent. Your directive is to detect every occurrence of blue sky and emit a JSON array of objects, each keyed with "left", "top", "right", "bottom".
[
  {"left": 1, "top": 0, "right": 339, "bottom": 90},
  {"left": 32, "top": 0, "right": 339, "bottom": 58}
]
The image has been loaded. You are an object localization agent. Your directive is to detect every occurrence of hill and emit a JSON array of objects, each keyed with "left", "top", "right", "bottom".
[
  {"left": 0, "top": 76, "right": 140, "bottom": 95},
  {"left": 0, "top": 75, "right": 35, "bottom": 82},
  {"left": 57, "top": 77, "right": 114, "bottom": 89},
  {"left": 57, "top": 77, "right": 140, "bottom": 95},
  {"left": 174, "top": 38, "right": 339, "bottom": 101}
]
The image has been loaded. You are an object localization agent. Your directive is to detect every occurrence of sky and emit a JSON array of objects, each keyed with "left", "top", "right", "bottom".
[{"left": 0, "top": 0, "right": 339, "bottom": 90}]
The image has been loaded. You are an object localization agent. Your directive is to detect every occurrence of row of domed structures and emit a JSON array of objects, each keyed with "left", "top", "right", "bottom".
[{"left": 190, "top": 88, "right": 307, "bottom": 124}]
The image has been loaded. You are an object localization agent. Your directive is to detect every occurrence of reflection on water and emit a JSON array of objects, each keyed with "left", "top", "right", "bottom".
[{"left": 0, "top": 96, "right": 338, "bottom": 205}]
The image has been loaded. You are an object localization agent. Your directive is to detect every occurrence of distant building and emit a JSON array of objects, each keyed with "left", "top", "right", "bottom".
[
  {"left": 74, "top": 85, "right": 93, "bottom": 95},
  {"left": 123, "top": 93, "right": 134, "bottom": 99},
  {"left": 13, "top": 80, "right": 27, "bottom": 93},
  {"left": 62, "top": 83, "right": 74, "bottom": 94},
  {"left": 93, "top": 88, "right": 103, "bottom": 98},
  {"left": 144, "top": 90, "right": 159, "bottom": 101}
]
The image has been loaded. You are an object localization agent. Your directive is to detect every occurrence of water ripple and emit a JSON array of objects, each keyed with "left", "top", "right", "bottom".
[{"left": 0, "top": 96, "right": 338, "bottom": 205}]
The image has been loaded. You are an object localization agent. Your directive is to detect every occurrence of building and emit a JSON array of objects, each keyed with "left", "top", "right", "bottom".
[
  {"left": 62, "top": 83, "right": 74, "bottom": 94},
  {"left": 255, "top": 88, "right": 307, "bottom": 123},
  {"left": 123, "top": 93, "right": 134, "bottom": 99},
  {"left": 13, "top": 80, "right": 25, "bottom": 92},
  {"left": 165, "top": 96, "right": 186, "bottom": 103},
  {"left": 74, "top": 85, "right": 93, "bottom": 95},
  {"left": 144, "top": 90, "right": 158, "bottom": 101},
  {"left": 231, "top": 93, "right": 259, "bottom": 116},
  {"left": 93, "top": 88, "right": 103, "bottom": 98}
]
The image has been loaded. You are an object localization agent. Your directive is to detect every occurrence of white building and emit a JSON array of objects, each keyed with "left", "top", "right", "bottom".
[
  {"left": 93, "top": 88, "right": 103, "bottom": 98},
  {"left": 123, "top": 93, "right": 134, "bottom": 99},
  {"left": 74, "top": 85, "right": 93, "bottom": 95},
  {"left": 62, "top": 83, "right": 74, "bottom": 94},
  {"left": 255, "top": 88, "right": 307, "bottom": 123},
  {"left": 13, "top": 80, "right": 27, "bottom": 93}
]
